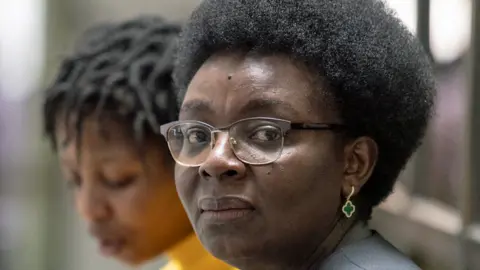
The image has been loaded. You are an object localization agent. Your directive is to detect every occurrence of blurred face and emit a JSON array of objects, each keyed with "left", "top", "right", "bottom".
[
  {"left": 55, "top": 114, "right": 191, "bottom": 265},
  {"left": 173, "top": 52, "right": 377, "bottom": 268}
]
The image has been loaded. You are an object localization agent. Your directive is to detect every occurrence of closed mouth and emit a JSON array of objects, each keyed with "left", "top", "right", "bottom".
[
  {"left": 198, "top": 196, "right": 255, "bottom": 212},
  {"left": 198, "top": 196, "right": 255, "bottom": 222},
  {"left": 98, "top": 237, "right": 126, "bottom": 257}
]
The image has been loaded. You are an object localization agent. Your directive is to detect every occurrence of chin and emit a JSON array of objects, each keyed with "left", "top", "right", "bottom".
[
  {"left": 200, "top": 231, "right": 260, "bottom": 265},
  {"left": 116, "top": 253, "right": 150, "bottom": 267}
]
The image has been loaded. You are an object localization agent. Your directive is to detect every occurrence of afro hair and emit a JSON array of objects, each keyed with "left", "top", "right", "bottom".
[{"left": 173, "top": 0, "right": 436, "bottom": 209}]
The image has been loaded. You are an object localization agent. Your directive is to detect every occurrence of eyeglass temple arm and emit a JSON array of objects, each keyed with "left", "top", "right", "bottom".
[{"left": 290, "top": 123, "right": 345, "bottom": 130}]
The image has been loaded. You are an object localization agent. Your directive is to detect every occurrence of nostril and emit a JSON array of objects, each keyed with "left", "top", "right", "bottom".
[
  {"left": 201, "top": 169, "right": 211, "bottom": 178},
  {"left": 200, "top": 169, "right": 238, "bottom": 179},
  {"left": 224, "top": 170, "right": 238, "bottom": 177}
]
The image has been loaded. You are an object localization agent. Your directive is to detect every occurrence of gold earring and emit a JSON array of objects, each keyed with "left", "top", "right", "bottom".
[{"left": 342, "top": 186, "right": 356, "bottom": 218}]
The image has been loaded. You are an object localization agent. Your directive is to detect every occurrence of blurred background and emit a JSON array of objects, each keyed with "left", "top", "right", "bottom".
[{"left": 0, "top": 0, "right": 478, "bottom": 269}]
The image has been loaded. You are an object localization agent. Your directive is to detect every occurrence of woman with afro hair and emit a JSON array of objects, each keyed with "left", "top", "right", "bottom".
[{"left": 161, "top": 0, "right": 435, "bottom": 269}]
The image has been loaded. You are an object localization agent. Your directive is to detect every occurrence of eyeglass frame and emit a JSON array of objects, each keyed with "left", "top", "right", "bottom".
[{"left": 159, "top": 117, "right": 345, "bottom": 167}]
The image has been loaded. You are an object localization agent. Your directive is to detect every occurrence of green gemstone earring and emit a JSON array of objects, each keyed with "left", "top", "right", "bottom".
[{"left": 342, "top": 186, "right": 356, "bottom": 218}]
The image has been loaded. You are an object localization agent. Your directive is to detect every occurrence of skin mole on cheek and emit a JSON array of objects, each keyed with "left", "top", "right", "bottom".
[
  {"left": 264, "top": 164, "right": 274, "bottom": 175},
  {"left": 227, "top": 74, "right": 232, "bottom": 80}
]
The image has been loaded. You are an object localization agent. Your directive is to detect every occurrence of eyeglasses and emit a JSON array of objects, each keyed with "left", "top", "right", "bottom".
[{"left": 160, "top": 117, "right": 344, "bottom": 167}]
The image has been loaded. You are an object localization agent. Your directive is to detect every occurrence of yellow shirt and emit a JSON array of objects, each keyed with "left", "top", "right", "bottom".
[{"left": 161, "top": 234, "right": 236, "bottom": 270}]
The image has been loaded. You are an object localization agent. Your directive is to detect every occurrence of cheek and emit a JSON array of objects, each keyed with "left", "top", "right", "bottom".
[
  {"left": 73, "top": 192, "right": 84, "bottom": 218},
  {"left": 255, "top": 142, "right": 343, "bottom": 225},
  {"left": 174, "top": 166, "right": 198, "bottom": 214},
  {"left": 112, "top": 183, "right": 162, "bottom": 230},
  {"left": 113, "top": 192, "right": 147, "bottom": 224}
]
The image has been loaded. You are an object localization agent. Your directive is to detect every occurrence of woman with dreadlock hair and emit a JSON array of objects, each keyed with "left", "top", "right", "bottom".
[{"left": 43, "top": 16, "right": 234, "bottom": 270}]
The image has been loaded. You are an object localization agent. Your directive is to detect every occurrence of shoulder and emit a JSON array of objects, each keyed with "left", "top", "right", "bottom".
[{"left": 320, "top": 232, "right": 421, "bottom": 270}]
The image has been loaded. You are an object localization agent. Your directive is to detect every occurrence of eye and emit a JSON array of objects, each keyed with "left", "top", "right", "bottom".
[
  {"left": 171, "top": 127, "right": 184, "bottom": 139},
  {"left": 104, "top": 176, "right": 136, "bottom": 190},
  {"left": 186, "top": 128, "right": 210, "bottom": 144},
  {"left": 65, "top": 172, "right": 82, "bottom": 189},
  {"left": 250, "top": 127, "right": 282, "bottom": 142}
]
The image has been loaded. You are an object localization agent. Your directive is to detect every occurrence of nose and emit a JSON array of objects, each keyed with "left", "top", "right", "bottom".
[
  {"left": 76, "top": 183, "right": 111, "bottom": 224},
  {"left": 199, "top": 132, "right": 246, "bottom": 181}
]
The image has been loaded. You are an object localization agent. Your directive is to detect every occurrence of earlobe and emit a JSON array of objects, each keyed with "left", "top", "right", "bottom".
[{"left": 341, "top": 137, "right": 378, "bottom": 197}]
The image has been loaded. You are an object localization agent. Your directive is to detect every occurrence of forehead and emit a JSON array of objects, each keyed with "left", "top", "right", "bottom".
[
  {"left": 55, "top": 114, "right": 141, "bottom": 161},
  {"left": 180, "top": 52, "right": 331, "bottom": 122}
]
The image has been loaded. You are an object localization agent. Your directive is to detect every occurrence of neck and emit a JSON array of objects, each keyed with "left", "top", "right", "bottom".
[
  {"left": 231, "top": 214, "right": 358, "bottom": 270},
  {"left": 302, "top": 197, "right": 370, "bottom": 269},
  {"left": 237, "top": 210, "right": 362, "bottom": 270},
  {"left": 302, "top": 213, "right": 359, "bottom": 269}
]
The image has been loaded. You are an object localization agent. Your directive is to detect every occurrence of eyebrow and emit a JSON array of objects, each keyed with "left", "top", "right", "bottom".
[
  {"left": 180, "top": 99, "right": 214, "bottom": 115},
  {"left": 180, "top": 97, "right": 301, "bottom": 118},
  {"left": 238, "top": 98, "right": 301, "bottom": 118},
  {"left": 60, "top": 136, "right": 71, "bottom": 149}
]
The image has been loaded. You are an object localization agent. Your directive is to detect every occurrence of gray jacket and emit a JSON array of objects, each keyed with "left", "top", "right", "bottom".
[{"left": 320, "top": 225, "right": 421, "bottom": 270}]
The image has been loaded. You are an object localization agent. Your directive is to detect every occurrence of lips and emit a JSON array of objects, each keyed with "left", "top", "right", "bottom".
[
  {"left": 98, "top": 238, "right": 126, "bottom": 257},
  {"left": 89, "top": 227, "right": 126, "bottom": 257},
  {"left": 199, "top": 196, "right": 255, "bottom": 212},
  {"left": 198, "top": 196, "right": 255, "bottom": 223}
]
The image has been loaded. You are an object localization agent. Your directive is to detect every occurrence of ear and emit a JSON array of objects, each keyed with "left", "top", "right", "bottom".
[{"left": 341, "top": 136, "right": 378, "bottom": 198}]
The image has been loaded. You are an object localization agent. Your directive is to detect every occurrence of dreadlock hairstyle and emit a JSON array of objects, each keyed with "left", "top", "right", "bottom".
[{"left": 43, "top": 16, "right": 180, "bottom": 150}]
